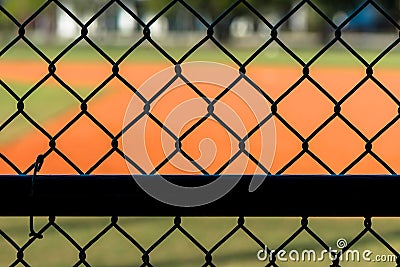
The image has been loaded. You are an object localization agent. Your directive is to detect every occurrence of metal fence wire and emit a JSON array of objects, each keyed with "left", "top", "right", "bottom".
[{"left": 2, "top": 0, "right": 400, "bottom": 266}]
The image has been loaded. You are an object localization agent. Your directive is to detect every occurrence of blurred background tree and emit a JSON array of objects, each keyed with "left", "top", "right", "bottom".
[
  {"left": 143, "top": 0, "right": 294, "bottom": 41},
  {"left": 2, "top": 0, "right": 43, "bottom": 22},
  {"left": 143, "top": 0, "right": 400, "bottom": 42},
  {"left": 1, "top": 0, "right": 399, "bottom": 44},
  {"left": 1, "top": 0, "right": 56, "bottom": 38}
]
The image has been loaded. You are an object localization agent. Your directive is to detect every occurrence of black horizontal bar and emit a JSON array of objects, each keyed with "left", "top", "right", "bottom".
[{"left": 0, "top": 174, "right": 398, "bottom": 216}]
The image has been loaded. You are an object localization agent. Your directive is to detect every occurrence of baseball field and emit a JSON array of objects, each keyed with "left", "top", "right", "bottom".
[
  {"left": 2, "top": 45, "right": 400, "bottom": 175},
  {"left": 1, "top": 44, "right": 400, "bottom": 266}
]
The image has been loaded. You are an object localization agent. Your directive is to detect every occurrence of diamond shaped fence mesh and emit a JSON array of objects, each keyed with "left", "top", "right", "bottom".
[{"left": 1, "top": 0, "right": 400, "bottom": 266}]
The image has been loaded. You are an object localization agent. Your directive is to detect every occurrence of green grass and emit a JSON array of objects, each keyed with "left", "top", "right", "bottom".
[
  {"left": 3, "top": 42, "right": 400, "bottom": 68},
  {"left": 0, "top": 217, "right": 399, "bottom": 267},
  {"left": 0, "top": 82, "right": 93, "bottom": 145}
]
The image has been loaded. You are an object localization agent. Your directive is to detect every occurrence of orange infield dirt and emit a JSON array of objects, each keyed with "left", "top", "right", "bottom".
[{"left": 1, "top": 61, "right": 400, "bottom": 174}]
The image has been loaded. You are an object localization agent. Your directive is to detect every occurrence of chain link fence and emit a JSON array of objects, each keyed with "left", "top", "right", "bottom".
[
  {"left": 2, "top": 0, "right": 400, "bottom": 266},
  {"left": 1, "top": 216, "right": 400, "bottom": 266},
  {"left": 1, "top": 0, "right": 400, "bottom": 174}
]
